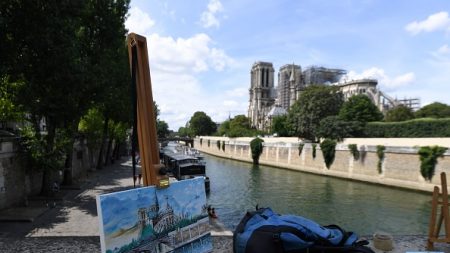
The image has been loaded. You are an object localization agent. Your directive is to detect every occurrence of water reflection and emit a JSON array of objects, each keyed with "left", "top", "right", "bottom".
[{"left": 205, "top": 153, "right": 431, "bottom": 235}]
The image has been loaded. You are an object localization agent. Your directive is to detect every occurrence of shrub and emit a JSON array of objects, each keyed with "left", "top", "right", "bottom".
[
  {"left": 365, "top": 118, "right": 450, "bottom": 137},
  {"left": 376, "top": 145, "right": 385, "bottom": 174},
  {"left": 221, "top": 141, "right": 225, "bottom": 151},
  {"left": 216, "top": 140, "right": 220, "bottom": 149},
  {"left": 250, "top": 137, "right": 264, "bottom": 165},
  {"left": 298, "top": 143, "right": 304, "bottom": 156},
  {"left": 320, "top": 139, "right": 337, "bottom": 169},
  {"left": 312, "top": 144, "right": 317, "bottom": 159},
  {"left": 207, "top": 139, "right": 210, "bottom": 147},
  {"left": 418, "top": 146, "right": 447, "bottom": 181},
  {"left": 348, "top": 144, "right": 359, "bottom": 160}
]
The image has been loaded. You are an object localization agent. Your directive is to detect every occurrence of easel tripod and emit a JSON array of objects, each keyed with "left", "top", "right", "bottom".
[{"left": 427, "top": 172, "right": 450, "bottom": 250}]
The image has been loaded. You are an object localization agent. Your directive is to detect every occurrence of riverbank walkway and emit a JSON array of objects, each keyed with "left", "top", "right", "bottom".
[{"left": 0, "top": 157, "right": 448, "bottom": 252}]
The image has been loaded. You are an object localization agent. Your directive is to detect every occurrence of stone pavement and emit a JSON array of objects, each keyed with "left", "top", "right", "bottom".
[
  {"left": 0, "top": 158, "right": 234, "bottom": 252},
  {"left": 0, "top": 157, "right": 450, "bottom": 252}
]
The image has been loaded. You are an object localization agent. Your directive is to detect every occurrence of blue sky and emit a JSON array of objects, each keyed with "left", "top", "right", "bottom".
[{"left": 125, "top": 0, "right": 450, "bottom": 130}]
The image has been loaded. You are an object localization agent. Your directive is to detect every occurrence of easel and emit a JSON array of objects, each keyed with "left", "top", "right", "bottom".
[
  {"left": 127, "top": 33, "right": 169, "bottom": 188},
  {"left": 427, "top": 172, "right": 450, "bottom": 250}
]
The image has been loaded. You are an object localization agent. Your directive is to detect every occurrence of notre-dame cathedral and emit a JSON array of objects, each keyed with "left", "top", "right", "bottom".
[{"left": 248, "top": 61, "right": 420, "bottom": 131}]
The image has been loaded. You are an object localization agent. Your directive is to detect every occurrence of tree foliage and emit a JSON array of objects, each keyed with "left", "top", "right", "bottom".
[
  {"left": 1, "top": 0, "right": 131, "bottom": 191},
  {"left": 79, "top": 108, "right": 104, "bottom": 150},
  {"left": 376, "top": 145, "right": 385, "bottom": 174},
  {"left": 385, "top": 105, "right": 415, "bottom": 122},
  {"left": 177, "top": 126, "right": 191, "bottom": 137},
  {"left": 415, "top": 102, "right": 450, "bottom": 118},
  {"left": 288, "top": 85, "right": 343, "bottom": 141},
  {"left": 250, "top": 137, "right": 264, "bottom": 165},
  {"left": 320, "top": 139, "right": 337, "bottom": 169},
  {"left": 418, "top": 146, "right": 447, "bottom": 181},
  {"left": 271, "top": 115, "right": 290, "bottom": 137},
  {"left": 365, "top": 118, "right": 450, "bottom": 137},
  {"left": 188, "top": 111, "right": 216, "bottom": 136},
  {"left": 348, "top": 144, "right": 359, "bottom": 160},
  {"left": 0, "top": 76, "right": 24, "bottom": 123},
  {"left": 217, "top": 115, "right": 259, "bottom": 137},
  {"left": 156, "top": 120, "right": 170, "bottom": 138},
  {"left": 316, "top": 116, "right": 363, "bottom": 141},
  {"left": 339, "top": 94, "right": 383, "bottom": 123}
]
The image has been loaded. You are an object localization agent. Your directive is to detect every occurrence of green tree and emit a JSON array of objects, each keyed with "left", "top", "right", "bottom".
[
  {"left": 316, "top": 116, "right": 362, "bottom": 141},
  {"left": 271, "top": 115, "right": 290, "bottom": 137},
  {"left": 217, "top": 120, "right": 230, "bottom": 136},
  {"left": 250, "top": 137, "right": 264, "bottom": 165},
  {"left": 188, "top": 111, "right": 216, "bottom": 136},
  {"left": 415, "top": 102, "right": 450, "bottom": 118},
  {"left": 157, "top": 120, "right": 170, "bottom": 138},
  {"left": 228, "top": 115, "right": 256, "bottom": 137},
  {"left": 385, "top": 105, "right": 415, "bottom": 122},
  {"left": 1, "top": 0, "right": 130, "bottom": 188},
  {"left": 288, "top": 85, "right": 343, "bottom": 141},
  {"left": 177, "top": 126, "right": 191, "bottom": 137},
  {"left": 153, "top": 101, "right": 170, "bottom": 138},
  {"left": 0, "top": 76, "right": 24, "bottom": 123},
  {"left": 339, "top": 94, "right": 383, "bottom": 123}
]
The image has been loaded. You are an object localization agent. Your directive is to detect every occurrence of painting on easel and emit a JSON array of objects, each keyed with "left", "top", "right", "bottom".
[{"left": 96, "top": 177, "right": 212, "bottom": 253}]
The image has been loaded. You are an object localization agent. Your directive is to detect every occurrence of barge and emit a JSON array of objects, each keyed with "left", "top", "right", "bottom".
[{"left": 161, "top": 143, "right": 210, "bottom": 192}]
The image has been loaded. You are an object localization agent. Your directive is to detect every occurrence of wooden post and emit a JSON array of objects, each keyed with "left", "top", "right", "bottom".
[
  {"left": 127, "top": 33, "right": 168, "bottom": 187},
  {"left": 427, "top": 172, "right": 450, "bottom": 250}
]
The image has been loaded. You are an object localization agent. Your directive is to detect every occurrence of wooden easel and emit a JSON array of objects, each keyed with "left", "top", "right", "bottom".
[
  {"left": 427, "top": 172, "right": 450, "bottom": 250},
  {"left": 127, "top": 33, "right": 168, "bottom": 188}
]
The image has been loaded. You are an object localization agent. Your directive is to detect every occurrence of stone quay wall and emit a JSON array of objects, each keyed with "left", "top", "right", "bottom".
[
  {"left": 194, "top": 137, "right": 450, "bottom": 192},
  {"left": 0, "top": 138, "right": 93, "bottom": 210}
]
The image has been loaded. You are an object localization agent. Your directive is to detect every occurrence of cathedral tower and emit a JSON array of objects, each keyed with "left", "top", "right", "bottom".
[{"left": 248, "top": 61, "right": 275, "bottom": 130}]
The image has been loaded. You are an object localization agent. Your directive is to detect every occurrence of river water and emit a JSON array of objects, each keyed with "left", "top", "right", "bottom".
[{"left": 204, "top": 153, "right": 431, "bottom": 235}]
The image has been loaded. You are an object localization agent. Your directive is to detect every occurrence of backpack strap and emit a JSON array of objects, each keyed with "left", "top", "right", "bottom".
[{"left": 324, "top": 224, "right": 350, "bottom": 246}]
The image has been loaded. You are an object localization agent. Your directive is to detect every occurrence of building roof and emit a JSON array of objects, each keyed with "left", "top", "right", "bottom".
[{"left": 267, "top": 106, "right": 287, "bottom": 117}]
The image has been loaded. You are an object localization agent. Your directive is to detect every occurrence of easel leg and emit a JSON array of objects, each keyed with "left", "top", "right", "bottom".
[{"left": 428, "top": 186, "right": 440, "bottom": 250}]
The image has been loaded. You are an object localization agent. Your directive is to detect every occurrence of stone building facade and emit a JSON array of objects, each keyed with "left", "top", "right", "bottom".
[
  {"left": 248, "top": 62, "right": 276, "bottom": 130},
  {"left": 277, "top": 64, "right": 303, "bottom": 110}
]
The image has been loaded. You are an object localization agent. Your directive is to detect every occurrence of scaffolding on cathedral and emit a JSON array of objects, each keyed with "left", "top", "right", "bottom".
[{"left": 303, "top": 66, "right": 347, "bottom": 85}]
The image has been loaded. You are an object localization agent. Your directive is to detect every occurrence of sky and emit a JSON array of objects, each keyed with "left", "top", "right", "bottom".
[{"left": 125, "top": 0, "right": 450, "bottom": 130}]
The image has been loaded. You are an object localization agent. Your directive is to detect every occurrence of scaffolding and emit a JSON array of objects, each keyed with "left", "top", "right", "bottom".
[{"left": 303, "top": 66, "right": 346, "bottom": 85}]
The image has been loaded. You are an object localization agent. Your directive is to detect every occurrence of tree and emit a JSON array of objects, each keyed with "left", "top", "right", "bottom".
[
  {"left": 385, "top": 105, "right": 415, "bottom": 122},
  {"left": 339, "top": 94, "right": 383, "bottom": 123},
  {"left": 316, "top": 116, "right": 363, "bottom": 141},
  {"left": 288, "top": 85, "right": 343, "bottom": 141},
  {"left": 177, "top": 126, "right": 191, "bottom": 137},
  {"left": 217, "top": 120, "right": 230, "bottom": 136},
  {"left": 271, "top": 115, "right": 290, "bottom": 137},
  {"left": 227, "top": 115, "right": 256, "bottom": 137},
  {"left": 188, "top": 111, "right": 216, "bottom": 136},
  {"left": 156, "top": 120, "right": 170, "bottom": 138},
  {"left": 153, "top": 101, "right": 170, "bottom": 138},
  {"left": 415, "top": 102, "right": 450, "bottom": 118},
  {"left": 0, "top": 76, "right": 24, "bottom": 124},
  {"left": 1, "top": 0, "right": 131, "bottom": 189}
]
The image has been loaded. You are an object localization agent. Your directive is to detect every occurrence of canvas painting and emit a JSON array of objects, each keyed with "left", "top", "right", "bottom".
[{"left": 96, "top": 177, "right": 212, "bottom": 253}]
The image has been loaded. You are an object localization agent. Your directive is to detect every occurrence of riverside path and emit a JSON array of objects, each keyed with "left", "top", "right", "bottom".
[{"left": 0, "top": 158, "right": 232, "bottom": 253}]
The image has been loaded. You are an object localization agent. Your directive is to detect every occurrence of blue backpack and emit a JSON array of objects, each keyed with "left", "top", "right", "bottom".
[{"left": 233, "top": 208, "right": 374, "bottom": 253}]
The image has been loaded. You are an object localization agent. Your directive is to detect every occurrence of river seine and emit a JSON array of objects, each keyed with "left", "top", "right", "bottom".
[{"left": 204, "top": 153, "right": 431, "bottom": 235}]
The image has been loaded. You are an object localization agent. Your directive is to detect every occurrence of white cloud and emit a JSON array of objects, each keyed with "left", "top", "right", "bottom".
[
  {"left": 200, "top": 0, "right": 224, "bottom": 28},
  {"left": 438, "top": 44, "right": 450, "bottom": 55},
  {"left": 344, "top": 67, "right": 415, "bottom": 90},
  {"left": 125, "top": 7, "right": 155, "bottom": 35},
  {"left": 405, "top": 11, "right": 450, "bottom": 35},
  {"left": 225, "top": 87, "right": 248, "bottom": 97},
  {"left": 147, "top": 33, "right": 233, "bottom": 73},
  {"left": 125, "top": 6, "right": 237, "bottom": 130}
]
